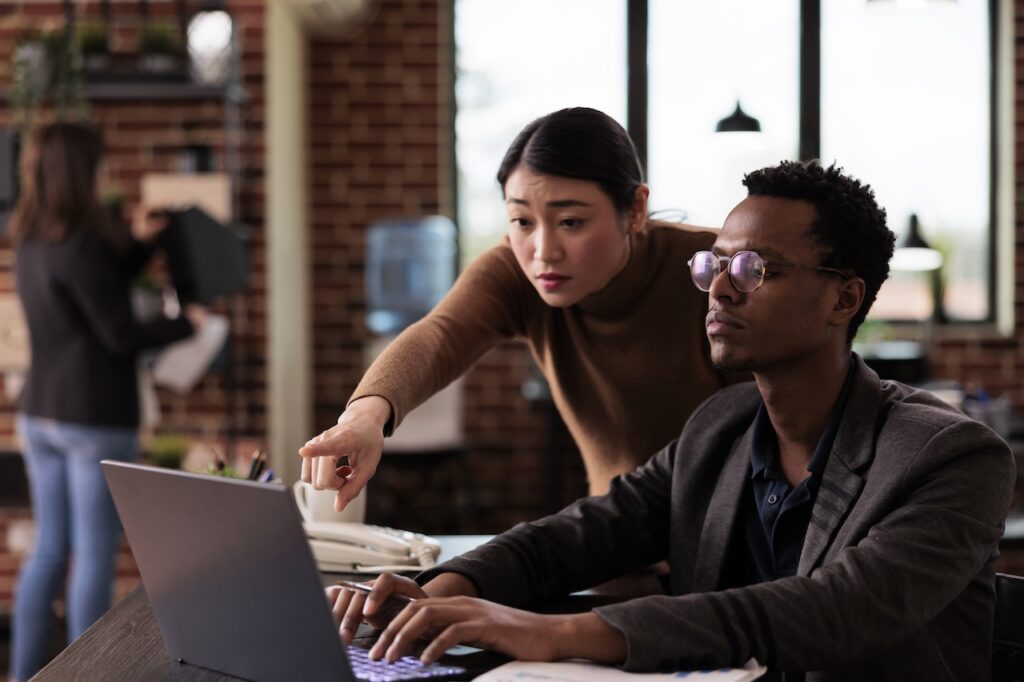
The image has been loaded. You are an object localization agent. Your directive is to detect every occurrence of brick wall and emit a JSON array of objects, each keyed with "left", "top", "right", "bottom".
[
  {"left": 305, "top": 0, "right": 586, "bottom": 534},
  {"left": 0, "top": 0, "right": 268, "bottom": 445}
]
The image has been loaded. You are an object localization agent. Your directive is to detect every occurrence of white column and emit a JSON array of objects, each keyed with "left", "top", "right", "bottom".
[{"left": 266, "top": 1, "right": 311, "bottom": 483}]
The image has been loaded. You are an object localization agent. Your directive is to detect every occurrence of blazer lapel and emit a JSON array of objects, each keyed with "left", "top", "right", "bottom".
[
  {"left": 692, "top": 427, "right": 754, "bottom": 592},
  {"left": 798, "top": 356, "right": 882, "bottom": 575}
]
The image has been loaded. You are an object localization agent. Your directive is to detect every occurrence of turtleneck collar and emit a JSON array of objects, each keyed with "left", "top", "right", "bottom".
[{"left": 575, "top": 229, "right": 657, "bottom": 316}]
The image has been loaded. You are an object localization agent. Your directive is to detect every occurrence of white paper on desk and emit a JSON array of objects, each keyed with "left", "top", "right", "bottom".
[
  {"left": 152, "top": 314, "right": 228, "bottom": 394},
  {"left": 474, "top": 658, "right": 765, "bottom": 681}
]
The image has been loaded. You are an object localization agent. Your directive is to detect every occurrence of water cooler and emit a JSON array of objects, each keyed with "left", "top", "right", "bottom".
[
  {"left": 363, "top": 216, "right": 473, "bottom": 532},
  {"left": 365, "top": 215, "right": 457, "bottom": 337}
]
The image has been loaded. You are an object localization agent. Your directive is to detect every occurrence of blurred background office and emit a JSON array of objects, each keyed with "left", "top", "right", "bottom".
[{"left": 0, "top": 0, "right": 1020, "bottom": 675}]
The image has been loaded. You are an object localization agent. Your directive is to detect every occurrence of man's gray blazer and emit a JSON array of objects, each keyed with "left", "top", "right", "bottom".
[{"left": 428, "top": 356, "right": 1015, "bottom": 680}]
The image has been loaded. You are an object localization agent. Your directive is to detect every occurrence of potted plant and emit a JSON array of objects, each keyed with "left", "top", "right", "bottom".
[
  {"left": 12, "top": 30, "right": 51, "bottom": 89},
  {"left": 137, "top": 21, "right": 184, "bottom": 77},
  {"left": 201, "top": 460, "right": 243, "bottom": 478},
  {"left": 146, "top": 432, "right": 189, "bottom": 469},
  {"left": 76, "top": 20, "right": 111, "bottom": 75},
  {"left": 10, "top": 30, "right": 56, "bottom": 130},
  {"left": 9, "top": 28, "right": 88, "bottom": 131}
]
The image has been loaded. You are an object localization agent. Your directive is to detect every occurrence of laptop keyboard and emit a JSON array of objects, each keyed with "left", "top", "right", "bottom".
[{"left": 347, "top": 644, "right": 467, "bottom": 682}]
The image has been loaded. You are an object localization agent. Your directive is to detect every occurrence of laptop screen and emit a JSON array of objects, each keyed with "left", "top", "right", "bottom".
[{"left": 104, "top": 461, "right": 360, "bottom": 681}]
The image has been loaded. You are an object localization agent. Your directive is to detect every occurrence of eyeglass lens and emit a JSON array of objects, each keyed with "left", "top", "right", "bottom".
[{"left": 689, "top": 251, "right": 766, "bottom": 292}]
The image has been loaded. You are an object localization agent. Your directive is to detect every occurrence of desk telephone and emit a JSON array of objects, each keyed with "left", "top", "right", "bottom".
[
  {"left": 302, "top": 521, "right": 442, "bottom": 573},
  {"left": 292, "top": 480, "right": 442, "bottom": 572}
]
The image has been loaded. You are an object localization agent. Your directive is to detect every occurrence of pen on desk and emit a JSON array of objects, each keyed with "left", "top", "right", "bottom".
[
  {"left": 245, "top": 449, "right": 259, "bottom": 480},
  {"left": 335, "top": 580, "right": 416, "bottom": 604},
  {"left": 247, "top": 448, "right": 265, "bottom": 480},
  {"left": 254, "top": 450, "right": 268, "bottom": 480},
  {"left": 257, "top": 467, "right": 274, "bottom": 483},
  {"left": 206, "top": 444, "right": 227, "bottom": 474}
]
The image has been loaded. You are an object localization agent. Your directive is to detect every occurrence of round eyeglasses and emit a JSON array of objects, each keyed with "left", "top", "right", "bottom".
[{"left": 687, "top": 250, "right": 848, "bottom": 293}]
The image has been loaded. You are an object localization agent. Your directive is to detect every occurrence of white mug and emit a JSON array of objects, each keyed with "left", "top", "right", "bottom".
[{"left": 292, "top": 480, "right": 367, "bottom": 524}]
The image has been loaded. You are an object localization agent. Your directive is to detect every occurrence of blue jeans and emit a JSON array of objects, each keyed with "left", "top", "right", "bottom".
[{"left": 10, "top": 415, "right": 138, "bottom": 682}]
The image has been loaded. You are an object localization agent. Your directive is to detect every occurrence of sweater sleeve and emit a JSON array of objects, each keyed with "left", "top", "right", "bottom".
[
  {"left": 59, "top": 234, "right": 194, "bottom": 356},
  {"left": 348, "top": 245, "right": 529, "bottom": 433}
]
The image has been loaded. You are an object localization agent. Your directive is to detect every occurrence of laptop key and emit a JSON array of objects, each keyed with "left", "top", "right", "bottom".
[{"left": 346, "top": 644, "right": 466, "bottom": 681}]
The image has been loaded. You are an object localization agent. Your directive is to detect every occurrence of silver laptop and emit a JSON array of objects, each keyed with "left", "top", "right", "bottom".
[{"left": 102, "top": 461, "right": 485, "bottom": 682}]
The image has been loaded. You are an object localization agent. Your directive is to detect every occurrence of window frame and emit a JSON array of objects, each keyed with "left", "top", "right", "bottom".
[
  {"left": 625, "top": 0, "right": 1006, "bottom": 330},
  {"left": 451, "top": 0, "right": 1010, "bottom": 332}
]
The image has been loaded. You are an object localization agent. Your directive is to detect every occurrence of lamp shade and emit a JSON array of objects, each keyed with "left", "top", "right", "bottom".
[
  {"left": 891, "top": 214, "right": 943, "bottom": 271},
  {"left": 715, "top": 101, "right": 761, "bottom": 133}
]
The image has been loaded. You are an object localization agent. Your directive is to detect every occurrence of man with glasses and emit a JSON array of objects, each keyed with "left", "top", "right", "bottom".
[{"left": 333, "top": 161, "right": 1014, "bottom": 681}]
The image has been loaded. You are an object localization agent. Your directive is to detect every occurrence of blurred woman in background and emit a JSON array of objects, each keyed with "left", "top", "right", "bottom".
[{"left": 7, "top": 122, "right": 205, "bottom": 681}]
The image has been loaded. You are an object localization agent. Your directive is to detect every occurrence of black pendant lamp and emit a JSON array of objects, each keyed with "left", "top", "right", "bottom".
[
  {"left": 892, "top": 214, "right": 943, "bottom": 271},
  {"left": 715, "top": 101, "right": 762, "bottom": 133}
]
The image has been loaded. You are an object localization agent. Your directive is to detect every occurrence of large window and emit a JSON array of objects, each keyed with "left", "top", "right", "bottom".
[
  {"left": 647, "top": 0, "right": 800, "bottom": 226},
  {"left": 454, "top": 0, "right": 627, "bottom": 265},
  {"left": 454, "top": 0, "right": 1003, "bottom": 325},
  {"left": 821, "top": 0, "right": 992, "bottom": 322}
]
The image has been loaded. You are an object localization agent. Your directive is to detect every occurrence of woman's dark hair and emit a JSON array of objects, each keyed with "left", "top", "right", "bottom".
[
  {"left": 496, "top": 107, "right": 644, "bottom": 215},
  {"left": 8, "top": 122, "right": 120, "bottom": 247},
  {"left": 743, "top": 160, "right": 896, "bottom": 344}
]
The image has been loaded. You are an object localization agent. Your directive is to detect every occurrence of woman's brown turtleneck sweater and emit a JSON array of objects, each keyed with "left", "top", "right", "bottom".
[{"left": 349, "top": 222, "right": 725, "bottom": 495}]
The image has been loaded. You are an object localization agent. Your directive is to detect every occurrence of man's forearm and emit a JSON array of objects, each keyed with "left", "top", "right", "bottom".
[{"left": 551, "top": 612, "right": 627, "bottom": 664}]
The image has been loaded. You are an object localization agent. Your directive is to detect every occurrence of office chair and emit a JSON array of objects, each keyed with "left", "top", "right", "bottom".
[{"left": 994, "top": 572, "right": 1024, "bottom": 682}]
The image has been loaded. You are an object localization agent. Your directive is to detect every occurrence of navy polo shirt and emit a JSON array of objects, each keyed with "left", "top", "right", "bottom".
[
  {"left": 717, "top": 360, "right": 855, "bottom": 682},
  {"left": 741, "top": 358, "right": 856, "bottom": 584}
]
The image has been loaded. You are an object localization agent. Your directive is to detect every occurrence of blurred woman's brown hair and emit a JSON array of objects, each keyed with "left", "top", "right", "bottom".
[{"left": 8, "top": 122, "right": 123, "bottom": 248}]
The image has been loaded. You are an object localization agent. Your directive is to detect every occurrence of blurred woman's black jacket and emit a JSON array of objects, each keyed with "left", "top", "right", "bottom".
[{"left": 16, "top": 229, "right": 193, "bottom": 427}]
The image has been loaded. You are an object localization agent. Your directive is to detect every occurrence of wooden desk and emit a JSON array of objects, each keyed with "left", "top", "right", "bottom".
[
  {"left": 29, "top": 534, "right": 627, "bottom": 681},
  {"left": 31, "top": 536, "right": 496, "bottom": 682},
  {"left": 33, "top": 584, "right": 220, "bottom": 682}
]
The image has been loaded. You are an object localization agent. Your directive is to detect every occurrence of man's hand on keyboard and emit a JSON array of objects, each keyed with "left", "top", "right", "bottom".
[
  {"left": 364, "top": 584, "right": 629, "bottom": 667},
  {"left": 369, "top": 597, "right": 567, "bottom": 665},
  {"left": 329, "top": 573, "right": 428, "bottom": 644}
]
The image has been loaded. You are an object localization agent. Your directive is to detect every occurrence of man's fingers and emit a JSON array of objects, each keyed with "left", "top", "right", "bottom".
[
  {"left": 362, "top": 576, "right": 391, "bottom": 617},
  {"left": 300, "top": 453, "right": 312, "bottom": 483},
  {"left": 329, "top": 585, "right": 365, "bottom": 645},
  {"left": 420, "top": 622, "right": 480, "bottom": 664},
  {"left": 381, "top": 603, "right": 466, "bottom": 663},
  {"left": 369, "top": 598, "right": 418, "bottom": 660},
  {"left": 340, "top": 590, "right": 368, "bottom": 644},
  {"left": 326, "top": 584, "right": 342, "bottom": 611},
  {"left": 329, "top": 585, "right": 351, "bottom": 624}
]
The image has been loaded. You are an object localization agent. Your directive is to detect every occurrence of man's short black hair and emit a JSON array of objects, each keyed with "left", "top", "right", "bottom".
[{"left": 743, "top": 160, "right": 896, "bottom": 344}]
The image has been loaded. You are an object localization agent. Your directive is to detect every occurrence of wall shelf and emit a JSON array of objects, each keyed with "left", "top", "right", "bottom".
[{"left": 0, "top": 82, "right": 227, "bottom": 104}]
